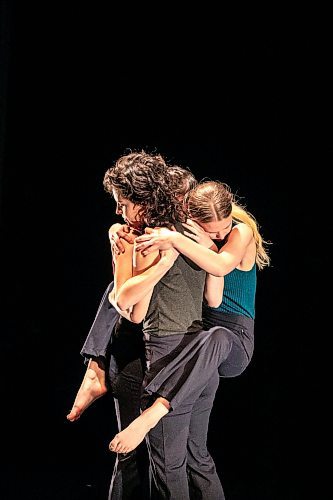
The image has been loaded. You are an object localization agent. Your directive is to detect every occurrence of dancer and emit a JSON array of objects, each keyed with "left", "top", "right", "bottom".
[
  {"left": 104, "top": 153, "right": 270, "bottom": 499},
  {"left": 67, "top": 161, "right": 197, "bottom": 499}
]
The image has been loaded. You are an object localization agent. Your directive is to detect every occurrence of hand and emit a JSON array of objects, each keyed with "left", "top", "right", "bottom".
[
  {"left": 109, "top": 223, "right": 138, "bottom": 255},
  {"left": 182, "top": 219, "right": 213, "bottom": 249},
  {"left": 135, "top": 227, "right": 176, "bottom": 255},
  {"left": 160, "top": 247, "right": 179, "bottom": 267}
]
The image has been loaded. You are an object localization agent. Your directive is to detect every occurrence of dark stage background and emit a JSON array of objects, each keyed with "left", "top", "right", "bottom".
[{"left": 1, "top": 4, "right": 301, "bottom": 500}]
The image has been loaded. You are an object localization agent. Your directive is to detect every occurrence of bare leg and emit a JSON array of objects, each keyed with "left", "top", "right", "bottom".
[
  {"left": 108, "top": 397, "right": 170, "bottom": 453},
  {"left": 67, "top": 357, "right": 108, "bottom": 422}
]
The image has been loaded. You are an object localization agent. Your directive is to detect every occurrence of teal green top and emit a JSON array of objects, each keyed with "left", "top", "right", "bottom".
[{"left": 214, "top": 264, "right": 257, "bottom": 319}]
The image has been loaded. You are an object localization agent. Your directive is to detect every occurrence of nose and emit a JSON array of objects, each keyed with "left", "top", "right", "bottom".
[{"left": 115, "top": 203, "right": 122, "bottom": 215}]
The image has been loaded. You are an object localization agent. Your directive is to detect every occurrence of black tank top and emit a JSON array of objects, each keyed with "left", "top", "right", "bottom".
[{"left": 143, "top": 224, "right": 206, "bottom": 337}]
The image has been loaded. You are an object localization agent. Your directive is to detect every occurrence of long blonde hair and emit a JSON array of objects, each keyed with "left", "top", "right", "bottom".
[{"left": 186, "top": 180, "right": 270, "bottom": 270}]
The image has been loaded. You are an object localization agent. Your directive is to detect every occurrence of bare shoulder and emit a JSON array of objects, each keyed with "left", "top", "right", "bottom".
[
  {"left": 231, "top": 223, "right": 253, "bottom": 241},
  {"left": 108, "top": 223, "right": 123, "bottom": 236},
  {"left": 109, "top": 224, "right": 139, "bottom": 245}
]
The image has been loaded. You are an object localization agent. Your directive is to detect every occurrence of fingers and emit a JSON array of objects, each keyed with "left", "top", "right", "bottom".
[
  {"left": 135, "top": 240, "right": 155, "bottom": 252},
  {"left": 182, "top": 223, "right": 198, "bottom": 234},
  {"left": 111, "top": 235, "right": 124, "bottom": 254},
  {"left": 184, "top": 230, "right": 200, "bottom": 241},
  {"left": 185, "top": 219, "right": 202, "bottom": 230},
  {"left": 140, "top": 244, "right": 157, "bottom": 256},
  {"left": 121, "top": 233, "right": 135, "bottom": 244},
  {"left": 135, "top": 234, "right": 153, "bottom": 244},
  {"left": 185, "top": 218, "right": 195, "bottom": 226},
  {"left": 111, "top": 231, "right": 136, "bottom": 254}
]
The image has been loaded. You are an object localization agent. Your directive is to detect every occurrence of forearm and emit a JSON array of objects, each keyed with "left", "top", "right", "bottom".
[
  {"left": 109, "top": 274, "right": 154, "bottom": 324},
  {"left": 114, "top": 257, "right": 171, "bottom": 311},
  {"left": 172, "top": 232, "right": 230, "bottom": 276},
  {"left": 204, "top": 274, "right": 224, "bottom": 308},
  {"left": 128, "top": 288, "right": 154, "bottom": 324}
]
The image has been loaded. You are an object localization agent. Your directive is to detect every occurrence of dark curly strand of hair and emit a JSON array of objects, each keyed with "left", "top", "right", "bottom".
[
  {"left": 103, "top": 151, "right": 187, "bottom": 227},
  {"left": 168, "top": 165, "right": 197, "bottom": 199}
]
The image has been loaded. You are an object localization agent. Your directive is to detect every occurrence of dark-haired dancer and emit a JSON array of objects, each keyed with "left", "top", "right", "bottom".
[{"left": 67, "top": 160, "right": 197, "bottom": 499}]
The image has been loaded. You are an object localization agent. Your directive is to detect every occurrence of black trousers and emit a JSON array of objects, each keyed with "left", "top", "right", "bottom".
[
  {"left": 143, "top": 312, "right": 254, "bottom": 499},
  {"left": 81, "top": 284, "right": 254, "bottom": 499},
  {"left": 80, "top": 282, "right": 150, "bottom": 500}
]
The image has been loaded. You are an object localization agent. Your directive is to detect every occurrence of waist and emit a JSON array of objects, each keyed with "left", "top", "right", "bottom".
[{"left": 202, "top": 305, "right": 254, "bottom": 331}]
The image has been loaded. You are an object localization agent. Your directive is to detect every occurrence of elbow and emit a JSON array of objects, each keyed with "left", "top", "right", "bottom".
[
  {"left": 116, "top": 297, "right": 131, "bottom": 312},
  {"left": 206, "top": 298, "right": 221, "bottom": 308},
  {"left": 109, "top": 292, "right": 131, "bottom": 312},
  {"left": 211, "top": 266, "right": 225, "bottom": 278},
  {"left": 129, "top": 313, "right": 143, "bottom": 324},
  {"left": 210, "top": 270, "right": 224, "bottom": 278},
  {"left": 109, "top": 291, "right": 133, "bottom": 312},
  {"left": 209, "top": 265, "right": 225, "bottom": 277},
  {"left": 204, "top": 292, "right": 221, "bottom": 308}
]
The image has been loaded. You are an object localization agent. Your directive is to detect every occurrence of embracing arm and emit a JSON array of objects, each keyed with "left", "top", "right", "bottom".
[
  {"left": 108, "top": 227, "right": 136, "bottom": 322},
  {"left": 204, "top": 274, "right": 224, "bottom": 307},
  {"left": 136, "top": 224, "right": 253, "bottom": 277},
  {"left": 110, "top": 239, "right": 176, "bottom": 323}
]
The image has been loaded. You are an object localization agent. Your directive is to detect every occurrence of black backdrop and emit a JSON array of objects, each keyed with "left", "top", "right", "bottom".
[{"left": 1, "top": 4, "right": 299, "bottom": 500}]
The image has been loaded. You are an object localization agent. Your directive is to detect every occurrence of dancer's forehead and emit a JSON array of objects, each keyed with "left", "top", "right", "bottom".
[
  {"left": 198, "top": 216, "right": 233, "bottom": 239},
  {"left": 112, "top": 188, "right": 127, "bottom": 204}
]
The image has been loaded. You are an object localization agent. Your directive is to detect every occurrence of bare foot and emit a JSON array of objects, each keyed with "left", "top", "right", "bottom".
[
  {"left": 67, "top": 358, "right": 108, "bottom": 422},
  {"left": 108, "top": 397, "right": 170, "bottom": 453}
]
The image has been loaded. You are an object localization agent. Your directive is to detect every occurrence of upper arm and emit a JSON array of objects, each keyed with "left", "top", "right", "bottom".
[
  {"left": 133, "top": 241, "right": 160, "bottom": 276},
  {"left": 218, "top": 224, "right": 253, "bottom": 271},
  {"left": 113, "top": 236, "right": 134, "bottom": 291}
]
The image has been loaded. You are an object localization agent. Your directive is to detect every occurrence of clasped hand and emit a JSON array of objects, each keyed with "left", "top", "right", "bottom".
[{"left": 135, "top": 227, "right": 175, "bottom": 255}]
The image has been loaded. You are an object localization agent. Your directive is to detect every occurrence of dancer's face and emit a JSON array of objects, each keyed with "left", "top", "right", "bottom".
[
  {"left": 112, "top": 188, "right": 142, "bottom": 229},
  {"left": 197, "top": 216, "right": 233, "bottom": 241}
]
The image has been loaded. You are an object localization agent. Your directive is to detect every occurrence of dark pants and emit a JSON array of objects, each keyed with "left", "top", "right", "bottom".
[
  {"left": 80, "top": 282, "right": 150, "bottom": 500},
  {"left": 148, "top": 371, "right": 223, "bottom": 500},
  {"left": 143, "top": 311, "right": 254, "bottom": 499},
  {"left": 81, "top": 284, "right": 254, "bottom": 499}
]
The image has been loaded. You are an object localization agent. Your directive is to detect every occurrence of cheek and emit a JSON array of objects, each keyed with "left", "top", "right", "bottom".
[{"left": 133, "top": 208, "right": 141, "bottom": 220}]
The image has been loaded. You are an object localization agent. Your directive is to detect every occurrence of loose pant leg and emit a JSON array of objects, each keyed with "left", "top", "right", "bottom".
[
  {"left": 147, "top": 373, "right": 224, "bottom": 500},
  {"left": 147, "top": 401, "right": 193, "bottom": 500},
  {"left": 80, "top": 281, "right": 120, "bottom": 361},
  {"left": 145, "top": 326, "right": 251, "bottom": 411},
  {"left": 109, "top": 333, "right": 150, "bottom": 500},
  {"left": 187, "top": 371, "right": 225, "bottom": 500}
]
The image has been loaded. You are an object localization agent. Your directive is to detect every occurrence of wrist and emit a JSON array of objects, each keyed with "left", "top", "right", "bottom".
[
  {"left": 172, "top": 230, "right": 181, "bottom": 247},
  {"left": 159, "top": 255, "right": 174, "bottom": 270}
]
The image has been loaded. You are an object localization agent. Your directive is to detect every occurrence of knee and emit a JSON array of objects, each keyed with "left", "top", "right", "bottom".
[
  {"left": 210, "top": 327, "right": 233, "bottom": 352},
  {"left": 218, "top": 357, "right": 250, "bottom": 377}
]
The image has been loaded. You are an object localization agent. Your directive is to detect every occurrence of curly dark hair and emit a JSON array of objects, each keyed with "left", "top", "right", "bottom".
[
  {"left": 168, "top": 165, "right": 197, "bottom": 199},
  {"left": 103, "top": 151, "right": 187, "bottom": 227}
]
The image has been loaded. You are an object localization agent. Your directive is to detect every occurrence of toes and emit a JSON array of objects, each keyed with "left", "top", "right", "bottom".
[
  {"left": 67, "top": 408, "right": 80, "bottom": 421},
  {"left": 109, "top": 435, "right": 119, "bottom": 452}
]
